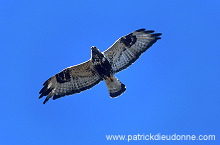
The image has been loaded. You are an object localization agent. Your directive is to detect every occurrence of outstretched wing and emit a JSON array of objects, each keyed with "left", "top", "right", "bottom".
[
  {"left": 103, "top": 28, "right": 162, "bottom": 73},
  {"left": 39, "top": 60, "right": 102, "bottom": 104}
]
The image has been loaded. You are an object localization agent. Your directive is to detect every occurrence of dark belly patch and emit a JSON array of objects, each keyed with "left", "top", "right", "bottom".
[{"left": 94, "top": 59, "right": 112, "bottom": 79}]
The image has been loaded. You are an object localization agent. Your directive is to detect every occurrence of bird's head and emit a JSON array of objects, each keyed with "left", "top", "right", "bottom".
[
  {"left": 91, "top": 46, "right": 100, "bottom": 53},
  {"left": 91, "top": 46, "right": 104, "bottom": 61}
]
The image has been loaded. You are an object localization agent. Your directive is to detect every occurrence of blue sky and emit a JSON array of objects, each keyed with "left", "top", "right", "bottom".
[{"left": 0, "top": 0, "right": 219, "bottom": 145}]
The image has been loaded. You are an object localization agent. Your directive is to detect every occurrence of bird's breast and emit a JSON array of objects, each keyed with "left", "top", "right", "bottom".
[{"left": 93, "top": 58, "right": 112, "bottom": 79}]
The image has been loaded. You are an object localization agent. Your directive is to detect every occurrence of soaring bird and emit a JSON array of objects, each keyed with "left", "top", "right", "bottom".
[{"left": 39, "top": 28, "right": 162, "bottom": 104}]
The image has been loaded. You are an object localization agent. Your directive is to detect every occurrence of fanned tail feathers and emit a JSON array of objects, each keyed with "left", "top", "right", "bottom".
[{"left": 104, "top": 75, "right": 126, "bottom": 98}]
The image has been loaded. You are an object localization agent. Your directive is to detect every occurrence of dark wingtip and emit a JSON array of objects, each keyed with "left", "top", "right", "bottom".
[
  {"left": 145, "top": 30, "right": 155, "bottom": 33},
  {"left": 136, "top": 28, "right": 162, "bottom": 35},
  {"left": 43, "top": 97, "right": 49, "bottom": 104},
  {"left": 156, "top": 33, "right": 162, "bottom": 39},
  {"left": 153, "top": 33, "right": 162, "bottom": 36},
  {"left": 136, "top": 28, "right": 146, "bottom": 32},
  {"left": 39, "top": 78, "right": 54, "bottom": 103},
  {"left": 39, "top": 94, "right": 44, "bottom": 99},
  {"left": 150, "top": 33, "right": 162, "bottom": 39}
]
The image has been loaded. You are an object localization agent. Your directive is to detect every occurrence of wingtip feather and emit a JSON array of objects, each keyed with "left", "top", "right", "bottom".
[
  {"left": 39, "top": 94, "right": 44, "bottom": 99},
  {"left": 43, "top": 96, "right": 51, "bottom": 104},
  {"left": 136, "top": 28, "right": 146, "bottom": 32}
]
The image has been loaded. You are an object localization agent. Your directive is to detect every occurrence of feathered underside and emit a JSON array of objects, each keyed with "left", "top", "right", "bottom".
[
  {"left": 103, "top": 28, "right": 162, "bottom": 73},
  {"left": 39, "top": 28, "right": 162, "bottom": 104},
  {"left": 39, "top": 60, "right": 102, "bottom": 104}
]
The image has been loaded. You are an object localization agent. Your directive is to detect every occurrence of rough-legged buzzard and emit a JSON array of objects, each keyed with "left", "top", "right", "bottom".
[{"left": 39, "top": 28, "right": 162, "bottom": 104}]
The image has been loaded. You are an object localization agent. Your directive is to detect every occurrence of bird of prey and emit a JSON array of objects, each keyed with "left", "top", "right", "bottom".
[{"left": 39, "top": 28, "right": 162, "bottom": 104}]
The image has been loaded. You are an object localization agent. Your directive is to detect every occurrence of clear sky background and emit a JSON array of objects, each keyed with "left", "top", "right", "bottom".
[{"left": 0, "top": 0, "right": 219, "bottom": 145}]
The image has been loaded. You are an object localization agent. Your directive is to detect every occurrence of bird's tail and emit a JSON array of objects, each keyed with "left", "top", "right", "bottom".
[{"left": 104, "top": 75, "right": 126, "bottom": 98}]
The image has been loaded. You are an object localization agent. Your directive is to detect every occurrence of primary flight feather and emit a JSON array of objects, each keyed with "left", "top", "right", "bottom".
[{"left": 39, "top": 28, "right": 162, "bottom": 104}]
